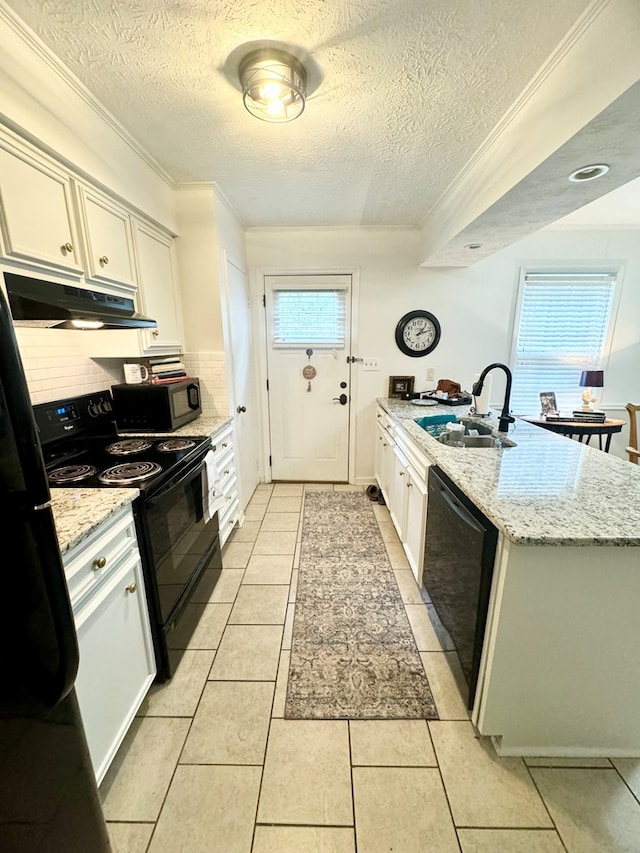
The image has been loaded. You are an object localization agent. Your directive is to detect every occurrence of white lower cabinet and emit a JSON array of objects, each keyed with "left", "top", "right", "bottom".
[
  {"left": 63, "top": 504, "right": 155, "bottom": 784},
  {"left": 390, "top": 445, "right": 409, "bottom": 540},
  {"left": 375, "top": 423, "right": 394, "bottom": 505},
  {"left": 211, "top": 421, "right": 240, "bottom": 547},
  {"left": 404, "top": 463, "right": 430, "bottom": 583},
  {"left": 375, "top": 404, "right": 431, "bottom": 584}
]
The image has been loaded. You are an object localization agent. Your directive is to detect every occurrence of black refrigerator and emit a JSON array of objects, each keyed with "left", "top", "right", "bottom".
[{"left": 0, "top": 287, "right": 111, "bottom": 852}]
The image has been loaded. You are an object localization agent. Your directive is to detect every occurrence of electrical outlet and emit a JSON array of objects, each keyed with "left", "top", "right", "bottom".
[
  {"left": 427, "top": 367, "right": 435, "bottom": 381},
  {"left": 362, "top": 357, "right": 380, "bottom": 371}
]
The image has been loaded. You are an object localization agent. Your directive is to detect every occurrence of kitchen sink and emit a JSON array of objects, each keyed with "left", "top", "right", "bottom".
[{"left": 438, "top": 420, "right": 517, "bottom": 449}]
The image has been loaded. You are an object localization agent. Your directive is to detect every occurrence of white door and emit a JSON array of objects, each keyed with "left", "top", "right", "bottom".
[
  {"left": 265, "top": 274, "right": 352, "bottom": 482},
  {"left": 224, "top": 258, "right": 259, "bottom": 508}
]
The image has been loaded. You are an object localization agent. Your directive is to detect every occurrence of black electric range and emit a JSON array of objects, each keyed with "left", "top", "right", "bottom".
[
  {"left": 33, "top": 391, "right": 222, "bottom": 682},
  {"left": 34, "top": 391, "right": 210, "bottom": 492}
]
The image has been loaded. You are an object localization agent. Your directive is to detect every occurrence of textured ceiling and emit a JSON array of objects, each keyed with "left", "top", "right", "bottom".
[{"left": 4, "top": 0, "right": 595, "bottom": 231}]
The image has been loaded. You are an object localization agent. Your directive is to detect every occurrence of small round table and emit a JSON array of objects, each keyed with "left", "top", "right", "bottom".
[{"left": 520, "top": 417, "right": 625, "bottom": 452}]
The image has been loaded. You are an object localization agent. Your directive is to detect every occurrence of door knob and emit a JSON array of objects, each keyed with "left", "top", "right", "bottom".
[
  {"left": 332, "top": 394, "right": 348, "bottom": 405},
  {"left": 237, "top": 405, "right": 246, "bottom": 413}
]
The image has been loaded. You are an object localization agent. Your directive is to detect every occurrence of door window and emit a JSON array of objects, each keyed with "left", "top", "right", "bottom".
[{"left": 272, "top": 288, "right": 347, "bottom": 347}]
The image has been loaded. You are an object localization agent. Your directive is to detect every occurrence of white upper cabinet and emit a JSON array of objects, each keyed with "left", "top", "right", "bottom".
[
  {"left": 134, "top": 221, "right": 183, "bottom": 355},
  {"left": 76, "top": 185, "right": 137, "bottom": 291},
  {"left": 0, "top": 139, "right": 82, "bottom": 275}
]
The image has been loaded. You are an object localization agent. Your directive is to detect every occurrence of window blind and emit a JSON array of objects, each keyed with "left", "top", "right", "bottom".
[
  {"left": 272, "top": 288, "right": 347, "bottom": 347},
  {"left": 511, "top": 272, "right": 616, "bottom": 415}
]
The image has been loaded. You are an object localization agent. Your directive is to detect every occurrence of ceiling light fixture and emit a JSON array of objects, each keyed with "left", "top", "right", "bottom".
[
  {"left": 239, "top": 48, "right": 307, "bottom": 123},
  {"left": 568, "top": 164, "right": 610, "bottom": 183}
]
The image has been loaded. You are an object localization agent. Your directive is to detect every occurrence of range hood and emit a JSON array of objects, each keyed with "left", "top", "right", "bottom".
[{"left": 4, "top": 272, "right": 157, "bottom": 330}]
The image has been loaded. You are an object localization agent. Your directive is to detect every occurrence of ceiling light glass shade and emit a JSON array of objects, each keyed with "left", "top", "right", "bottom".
[{"left": 239, "top": 49, "right": 306, "bottom": 123}]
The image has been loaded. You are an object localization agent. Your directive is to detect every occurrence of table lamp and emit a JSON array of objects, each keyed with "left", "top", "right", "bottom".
[{"left": 579, "top": 370, "right": 604, "bottom": 411}]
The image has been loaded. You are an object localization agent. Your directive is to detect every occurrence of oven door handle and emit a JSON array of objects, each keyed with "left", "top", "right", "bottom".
[{"left": 146, "top": 458, "right": 205, "bottom": 507}]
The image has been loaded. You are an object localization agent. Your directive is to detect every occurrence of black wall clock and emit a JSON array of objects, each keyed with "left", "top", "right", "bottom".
[{"left": 395, "top": 310, "right": 441, "bottom": 357}]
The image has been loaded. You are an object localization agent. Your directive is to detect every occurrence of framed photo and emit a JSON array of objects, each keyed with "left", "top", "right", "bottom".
[
  {"left": 539, "top": 391, "right": 558, "bottom": 416},
  {"left": 389, "top": 375, "right": 415, "bottom": 398}
]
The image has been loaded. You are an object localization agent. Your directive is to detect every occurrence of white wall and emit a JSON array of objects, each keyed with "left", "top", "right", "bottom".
[
  {"left": 247, "top": 226, "right": 640, "bottom": 479},
  {"left": 174, "top": 185, "right": 249, "bottom": 417}
]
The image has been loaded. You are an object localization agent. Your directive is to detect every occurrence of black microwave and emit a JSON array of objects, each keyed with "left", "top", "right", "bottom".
[{"left": 111, "top": 378, "right": 201, "bottom": 432}]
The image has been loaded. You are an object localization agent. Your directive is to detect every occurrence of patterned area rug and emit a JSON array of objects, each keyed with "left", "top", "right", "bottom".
[{"left": 285, "top": 491, "right": 439, "bottom": 720}]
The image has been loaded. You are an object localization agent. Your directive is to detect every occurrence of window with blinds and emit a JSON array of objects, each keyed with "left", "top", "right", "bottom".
[
  {"left": 272, "top": 288, "right": 347, "bottom": 347},
  {"left": 510, "top": 271, "right": 617, "bottom": 415}
]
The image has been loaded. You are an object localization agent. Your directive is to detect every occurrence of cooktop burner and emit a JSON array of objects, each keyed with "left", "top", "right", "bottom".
[
  {"left": 48, "top": 464, "right": 98, "bottom": 484},
  {"left": 156, "top": 438, "right": 196, "bottom": 452},
  {"left": 34, "top": 390, "right": 212, "bottom": 494},
  {"left": 105, "top": 439, "right": 154, "bottom": 455},
  {"left": 98, "top": 461, "right": 163, "bottom": 485}
]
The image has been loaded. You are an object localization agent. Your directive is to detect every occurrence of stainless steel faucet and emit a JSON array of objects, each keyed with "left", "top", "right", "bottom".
[{"left": 472, "top": 363, "right": 515, "bottom": 433}]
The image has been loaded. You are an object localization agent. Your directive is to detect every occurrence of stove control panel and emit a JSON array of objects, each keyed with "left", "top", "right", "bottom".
[{"left": 34, "top": 391, "right": 116, "bottom": 445}]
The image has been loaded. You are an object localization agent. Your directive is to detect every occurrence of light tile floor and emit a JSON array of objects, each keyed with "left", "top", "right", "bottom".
[{"left": 100, "top": 482, "right": 640, "bottom": 853}]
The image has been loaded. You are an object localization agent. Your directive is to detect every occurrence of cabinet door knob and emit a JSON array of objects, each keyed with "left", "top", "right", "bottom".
[
  {"left": 152, "top": 329, "right": 159, "bottom": 336},
  {"left": 92, "top": 556, "right": 107, "bottom": 570},
  {"left": 399, "top": 471, "right": 405, "bottom": 477},
  {"left": 125, "top": 583, "right": 137, "bottom": 594},
  {"left": 224, "top": 469, "right": 230, "bottom": 475},
  {"left": 222, "top": 442, "right": 228, "bottom": 448},
  {"left": 61, "top": 242, "right": 73, "bottom": 254},
  {"left": 407, "top": 482, "right": 413, "bottom": 488},
  {"left": 99, "top": 255, "right": 109, "bottom": 265},
  {"left": 236, "top": 405, "right": 246, "bottom": 413}
]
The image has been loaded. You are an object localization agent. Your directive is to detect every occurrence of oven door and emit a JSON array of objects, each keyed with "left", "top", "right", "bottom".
[{"left": 141, "top": 454, "right": 219, "bottom": 628}]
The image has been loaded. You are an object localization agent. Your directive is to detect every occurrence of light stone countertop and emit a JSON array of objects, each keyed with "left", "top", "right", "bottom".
[
  {"left": 51, "top": 414, "right": 232, "bottom": 554},
  {"left": 120, "top": 414, "right": 232, "bottom": 440},
  {"left": 51, "top": 488, "right": 138, "bottom": 555},
  {"left": 378, "top": 397, "right": 640, "bottom": 546}
]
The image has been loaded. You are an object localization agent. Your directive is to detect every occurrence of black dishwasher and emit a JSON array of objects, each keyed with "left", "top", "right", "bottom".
[{"left": 423, "top": 466, "right": 498, "bottom": 709}]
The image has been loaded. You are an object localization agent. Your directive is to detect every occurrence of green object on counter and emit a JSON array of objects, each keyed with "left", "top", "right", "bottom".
[{"left": 414, "top": 413, "right": 458, "bottom": 438}]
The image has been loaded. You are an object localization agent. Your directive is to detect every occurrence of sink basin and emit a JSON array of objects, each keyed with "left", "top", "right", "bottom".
[{"left": 438, "top": 420, "right": 517, "bottom": 449}]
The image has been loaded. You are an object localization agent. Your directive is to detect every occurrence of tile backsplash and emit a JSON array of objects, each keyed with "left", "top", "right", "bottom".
[{"left": 16, "top": 327, "right": 229, "bottom": 417}]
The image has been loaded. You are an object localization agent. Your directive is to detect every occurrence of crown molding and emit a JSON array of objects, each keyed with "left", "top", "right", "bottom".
[{"left": 0, "top": 1, "right": 175, "bottom": 187}]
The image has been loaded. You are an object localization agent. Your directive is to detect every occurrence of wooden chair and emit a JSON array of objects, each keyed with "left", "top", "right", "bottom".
[{"left": 626, "top": 403, "right": 640, "bottom": 464}]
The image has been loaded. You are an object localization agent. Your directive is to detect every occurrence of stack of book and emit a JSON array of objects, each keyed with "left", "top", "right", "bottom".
[
  {"left": 144, "top": 356, "right": 190, "bottom": 384},
  {"left": 571, "top": 410, "right": 606, "bottom": 423}
]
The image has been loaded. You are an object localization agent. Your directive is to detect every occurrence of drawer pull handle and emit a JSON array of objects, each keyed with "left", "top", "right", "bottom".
[
  {"left": 224, "top": 469, "right": 230, "bottom": 475},
  {"left": 92, "top": 556, "right": 107, "bottom": 570},
  {"left": 61, "top": 242, "right": 73, "bottom": 254},
  {"left": 383, "top": 442, "right": 388, "bottom": 447},
  {"left": 152, "top": 329, "right": 159, "bottom": 336},
  {"left": 99, "top": 255, "right": 109, "bottom": 265},
  {"left": 399, "top": 471, "right": 405, "bottom": 477},
  {"left": 229, "top": 519, "right": 234, "bottom": 525},
  {"left": 125, "top": 583, "right": 137, "bottom": 594},
  {"left": 407, "top": 482, "right": 413, "bottom": 488},
  {"left": 227, "top": 495, "right": 232, "bottom": 501},
  {"left": 222, "top": 443, "right": 228, "bottom": 448}
]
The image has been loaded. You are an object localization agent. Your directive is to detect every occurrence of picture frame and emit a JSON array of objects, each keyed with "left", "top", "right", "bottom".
[
  {"left": 539, "top": 391, "right": 558, "bottom": 416},
  {"left": 389, "top": 375, "right": 415, "bottom": 398}
]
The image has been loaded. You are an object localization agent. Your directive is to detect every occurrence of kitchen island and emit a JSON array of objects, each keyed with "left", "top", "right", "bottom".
[{"left": 377, "top": 398, "right": 640, "bottom": 757}]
